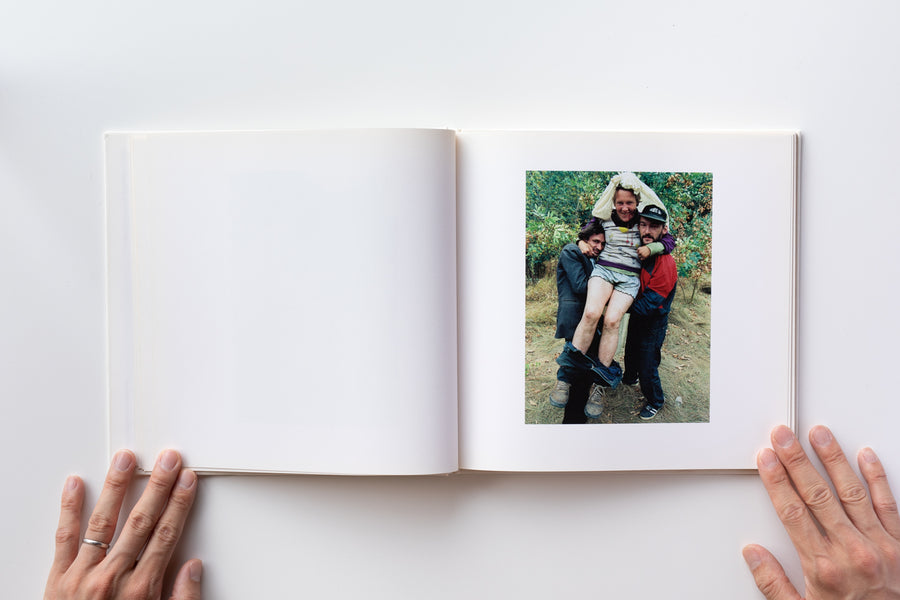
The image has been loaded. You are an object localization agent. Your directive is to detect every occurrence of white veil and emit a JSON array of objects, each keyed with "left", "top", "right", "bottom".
[{"left": 590, "top": 172, "right": 668, "bottom": 225}]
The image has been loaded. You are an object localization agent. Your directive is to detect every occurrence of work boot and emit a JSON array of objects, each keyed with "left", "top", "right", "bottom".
[
  {"left": 584, "top": 385, "right": 604, "bottom": 418},
  {"left": 549, "top": 380, "right": 570, "bottom": 408}
]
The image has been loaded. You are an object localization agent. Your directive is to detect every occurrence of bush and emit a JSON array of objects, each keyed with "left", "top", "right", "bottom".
[{"left": 525, "top": 170, "right": 713, "bottom": 298}]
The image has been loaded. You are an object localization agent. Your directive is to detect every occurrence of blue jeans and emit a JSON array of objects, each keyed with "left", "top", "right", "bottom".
[
  {"left": 556, "top": 332, "right": 600, "bottom": 385},
  {"left": 556, "top": 342, "right": 622, "bottom": 388},
  {"left": 623, "top": 313, "right": 669, "bottom": 409}
]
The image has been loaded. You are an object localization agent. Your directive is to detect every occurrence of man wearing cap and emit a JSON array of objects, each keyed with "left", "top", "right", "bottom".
[{"left": 623, "top": 204, "right": 679, "bottom": 420}]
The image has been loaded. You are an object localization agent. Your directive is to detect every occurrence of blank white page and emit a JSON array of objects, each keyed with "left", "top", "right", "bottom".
[{"left": 107, "top": 129, "right": 458, "bottom": 475}]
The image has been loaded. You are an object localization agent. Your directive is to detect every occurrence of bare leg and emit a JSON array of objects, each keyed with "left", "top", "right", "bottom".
[
  {"left": 571, "top": 277, "right": 614, "bottom": 353},
  {"left": 597, "top": 290, "right": 635, "bottom": 366}
]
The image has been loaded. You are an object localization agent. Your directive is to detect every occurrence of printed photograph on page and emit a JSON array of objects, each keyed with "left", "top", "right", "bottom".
[{"left": 525, "top": 171, "right": 712, "bottom": 425}]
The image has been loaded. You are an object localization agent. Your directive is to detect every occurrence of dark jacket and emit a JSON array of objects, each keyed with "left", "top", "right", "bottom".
[{"left": 555, "top": 243, "right": 594, "bottom": 339}]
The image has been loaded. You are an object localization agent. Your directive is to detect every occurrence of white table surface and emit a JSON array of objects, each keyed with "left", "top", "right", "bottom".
[{"left": 4, "top": 1, "right": 899, "bottom": 597}]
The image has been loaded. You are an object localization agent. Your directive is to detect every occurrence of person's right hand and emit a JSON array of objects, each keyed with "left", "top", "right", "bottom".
[
  {"left": 44, "top": 449, "right": 201, "bottom": 600},
  {"left": 744, "top": 425, "right": 900, "bottom": 599},
  {"left": 577, "top": 239, "right": 595, "bottom": 257}
]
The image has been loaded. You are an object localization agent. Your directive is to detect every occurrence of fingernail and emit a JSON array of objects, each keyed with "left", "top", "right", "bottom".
[
  {"left": 758, "top": 448, "right": 778, "bottom": 469},
  {"left": 742, "top": 545, "right": 762, "bottom": 570},
  {"left": 177, "top": 469, "right": 196, "bottom": 490},
  {"left": 158, "top": 450, "right": 179, "bottom": 472},
  {"left": 861, "top": 447, "right": 878, "bottom": 464},
  {"left": 65, "top": 475, "right": 78, "bottom": 491},
  {"left": 190, "top": 560, "right": 203, "bottom": 583},
  {"left": 810, "top": 426, "right": 833, "bottom": 447},
  {"left": 114, "top": 450, "right": 134, "bottom": 472},
  {"left": 773, "top": 426, "right": 794, "bottom": 449}
]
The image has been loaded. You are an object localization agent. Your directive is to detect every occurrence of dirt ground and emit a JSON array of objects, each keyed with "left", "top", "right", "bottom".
[{"left": 525, "top": 272, "right": 711, "bottom": 425}]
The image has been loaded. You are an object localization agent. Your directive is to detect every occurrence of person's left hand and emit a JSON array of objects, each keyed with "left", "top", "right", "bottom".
[
  {"left": 637, "top": 246, "right": 651, "bottom": 260},
  {"left": 44, "top": 449, "right": 201, "bottom": 600}
]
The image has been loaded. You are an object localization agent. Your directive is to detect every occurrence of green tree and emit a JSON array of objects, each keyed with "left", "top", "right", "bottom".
[{"left": 525, "top": 170, "right": 713, "bottom": 300}]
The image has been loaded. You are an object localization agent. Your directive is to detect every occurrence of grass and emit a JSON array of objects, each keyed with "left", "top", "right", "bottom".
[{"left": 525, "top": 267, "right": 711, "bottom": 424}]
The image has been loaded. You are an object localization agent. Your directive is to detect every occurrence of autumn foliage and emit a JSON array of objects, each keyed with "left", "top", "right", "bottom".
[{"left": 525, "top": 170, "right": 713, "bottom": 298}]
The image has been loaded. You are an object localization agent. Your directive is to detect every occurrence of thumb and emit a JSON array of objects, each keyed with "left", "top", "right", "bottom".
[
  {"left": 742, "top": 544, "right": 801, "bottom": 600},
  {"left": 169, "top": 559, "right": 202, "bottom": 600}
]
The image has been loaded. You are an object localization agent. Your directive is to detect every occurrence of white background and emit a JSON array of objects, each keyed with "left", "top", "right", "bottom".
[{"left": 2, "top": 2, "right": 898, "bottom": 598}]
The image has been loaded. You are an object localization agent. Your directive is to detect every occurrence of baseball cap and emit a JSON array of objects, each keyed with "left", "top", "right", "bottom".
[{"left": 639, "top": 204, "right": 667, "bottom": 223}]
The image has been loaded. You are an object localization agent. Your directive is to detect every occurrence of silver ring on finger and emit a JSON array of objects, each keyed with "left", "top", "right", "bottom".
[{"left": 82, "top": 538, "right": 110, "bottom": 550}]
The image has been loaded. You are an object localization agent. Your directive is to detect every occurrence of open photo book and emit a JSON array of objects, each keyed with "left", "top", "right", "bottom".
[{"left": 106, "top": 129, "right": 798, "bottom": 475}]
